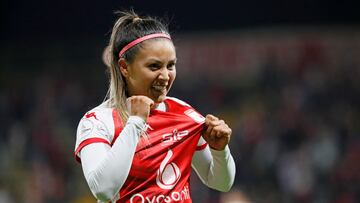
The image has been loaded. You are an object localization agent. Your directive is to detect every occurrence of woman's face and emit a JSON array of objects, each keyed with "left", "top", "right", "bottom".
[{"left": 121, "top": 39, "right": 177, "bottom": 103}]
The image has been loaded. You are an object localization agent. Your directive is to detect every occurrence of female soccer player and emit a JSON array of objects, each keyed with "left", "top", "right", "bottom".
[{"left": 74, "top": 10, "right": 236, "bottom": 203}]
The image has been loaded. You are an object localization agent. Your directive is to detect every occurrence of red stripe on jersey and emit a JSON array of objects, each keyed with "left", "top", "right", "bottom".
[
  {"left": 196, "top": 143, "right": 208, "bottom": 151},
  {"left": 74, "top": 138, "right": 111, "bottom": 163},
  {"left": 111, "top": 109, "right": 123, "bottom": 146}
]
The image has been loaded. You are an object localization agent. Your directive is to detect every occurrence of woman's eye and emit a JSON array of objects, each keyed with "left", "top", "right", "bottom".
[
  {"left": 148, "top": 64, "right": 161, "bottom": 70},
  {"left": 167, "top": 63, "right": 175, "bottom": 70}
]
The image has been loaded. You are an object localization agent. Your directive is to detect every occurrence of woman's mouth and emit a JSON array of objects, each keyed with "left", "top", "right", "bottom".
[{"left": 152, "top": 85, "right": 167, "bottom": 92}]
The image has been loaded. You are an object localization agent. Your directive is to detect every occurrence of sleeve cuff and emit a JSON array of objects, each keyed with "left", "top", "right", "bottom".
[
  {"left": 209, "top": 145, "right": 231, "bottom": 158},
  {"left": 127, "top": 116, "right": 146, "bottom": 127}
]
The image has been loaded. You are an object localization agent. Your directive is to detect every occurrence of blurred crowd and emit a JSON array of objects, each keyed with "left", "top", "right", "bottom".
[{"left": 0, "top": 29, "right": 359, "bottom": 203}]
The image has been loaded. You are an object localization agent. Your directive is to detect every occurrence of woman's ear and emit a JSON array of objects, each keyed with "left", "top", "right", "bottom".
[{"left": 118, "top": 58, "right": 129, "bottom": 78}]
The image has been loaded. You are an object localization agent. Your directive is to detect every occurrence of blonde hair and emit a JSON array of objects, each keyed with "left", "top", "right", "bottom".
[{"left": 104, "top": 10, "right": 170, "bottom": 122}]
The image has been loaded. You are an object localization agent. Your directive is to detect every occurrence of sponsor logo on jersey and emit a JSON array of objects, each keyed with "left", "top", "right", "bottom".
[
  {"left": 156, "top": 149, "right": 181, "bottom": 190},
  {"left": 78, "top": 116, "right": 108, "bottom": 141},
  {"left": 130, "top": 185, "right": 190, "bottom": 203},
  {"left": 161, "top": 129, "right": 189, "bottom": 146},
  {"left": 79, "top": 118, "right": 94, "bottom": 138},
  {"left": 85, "top": 111, "right": 98, "bottom": 120}
]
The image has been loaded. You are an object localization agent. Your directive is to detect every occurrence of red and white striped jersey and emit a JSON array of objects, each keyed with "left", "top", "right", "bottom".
[{"left": 75, "top": 97, "right": 207, "bottom": 203}]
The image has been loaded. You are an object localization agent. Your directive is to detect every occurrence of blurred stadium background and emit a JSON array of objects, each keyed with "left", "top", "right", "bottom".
[{"left": 1, "top": 0, "right": 359, "bottom": 202}]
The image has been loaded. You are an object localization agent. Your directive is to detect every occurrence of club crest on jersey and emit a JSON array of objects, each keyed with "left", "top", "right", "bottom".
[
  {"left": 156, "top": 149, "right": 181, "bottom": 190},
  {"left": 184, "top": 109, "right": 205, "bottom": 123}
]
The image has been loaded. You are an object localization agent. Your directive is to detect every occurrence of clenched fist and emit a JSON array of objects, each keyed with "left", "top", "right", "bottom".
[
  {"left": 127, "top": 96, "right": 154, "bottom": 121},
  {"left": 202, "top": 114, "right": 232, "bottom": 151}
]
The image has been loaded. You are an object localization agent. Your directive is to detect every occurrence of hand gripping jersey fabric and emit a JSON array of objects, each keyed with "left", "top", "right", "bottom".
[{"left": 74, "top": 97, "right": 207, "bottom": 203}]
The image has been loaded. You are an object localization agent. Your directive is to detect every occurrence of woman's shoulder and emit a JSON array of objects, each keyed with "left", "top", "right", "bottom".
[{"left": 80, "top": 101, "right": 113, "bottom": 121}]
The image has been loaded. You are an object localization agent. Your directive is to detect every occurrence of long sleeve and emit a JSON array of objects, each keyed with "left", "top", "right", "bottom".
[
  {"left": 79, "top": 116, "right": 146, "bottom": 202},
  {"left": 191, "top": 144, "right": 236, "bottom": 192}
]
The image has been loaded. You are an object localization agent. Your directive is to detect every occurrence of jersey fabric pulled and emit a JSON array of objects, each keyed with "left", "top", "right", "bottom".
[{"left": 75, "top": 97, "right": 208, "bottom": 202}]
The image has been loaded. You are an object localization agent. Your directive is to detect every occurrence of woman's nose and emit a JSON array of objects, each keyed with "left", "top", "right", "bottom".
[{"left": 158, "top": 68, "right": 170, "bottom": 81}]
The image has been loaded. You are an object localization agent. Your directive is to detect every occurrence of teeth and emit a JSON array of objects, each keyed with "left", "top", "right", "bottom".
[{"left": 153, "top": 85, "right": 166, "bottom": 91}]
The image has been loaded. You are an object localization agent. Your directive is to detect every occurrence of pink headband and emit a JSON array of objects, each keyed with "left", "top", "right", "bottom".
[{"left": 118, "top": 33, "right": 171, "bottom": 58}]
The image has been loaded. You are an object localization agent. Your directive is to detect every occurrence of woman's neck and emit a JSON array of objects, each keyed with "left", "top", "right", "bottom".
[{"left": 154, "top": 101, "right": 166, "bottom": 111}]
